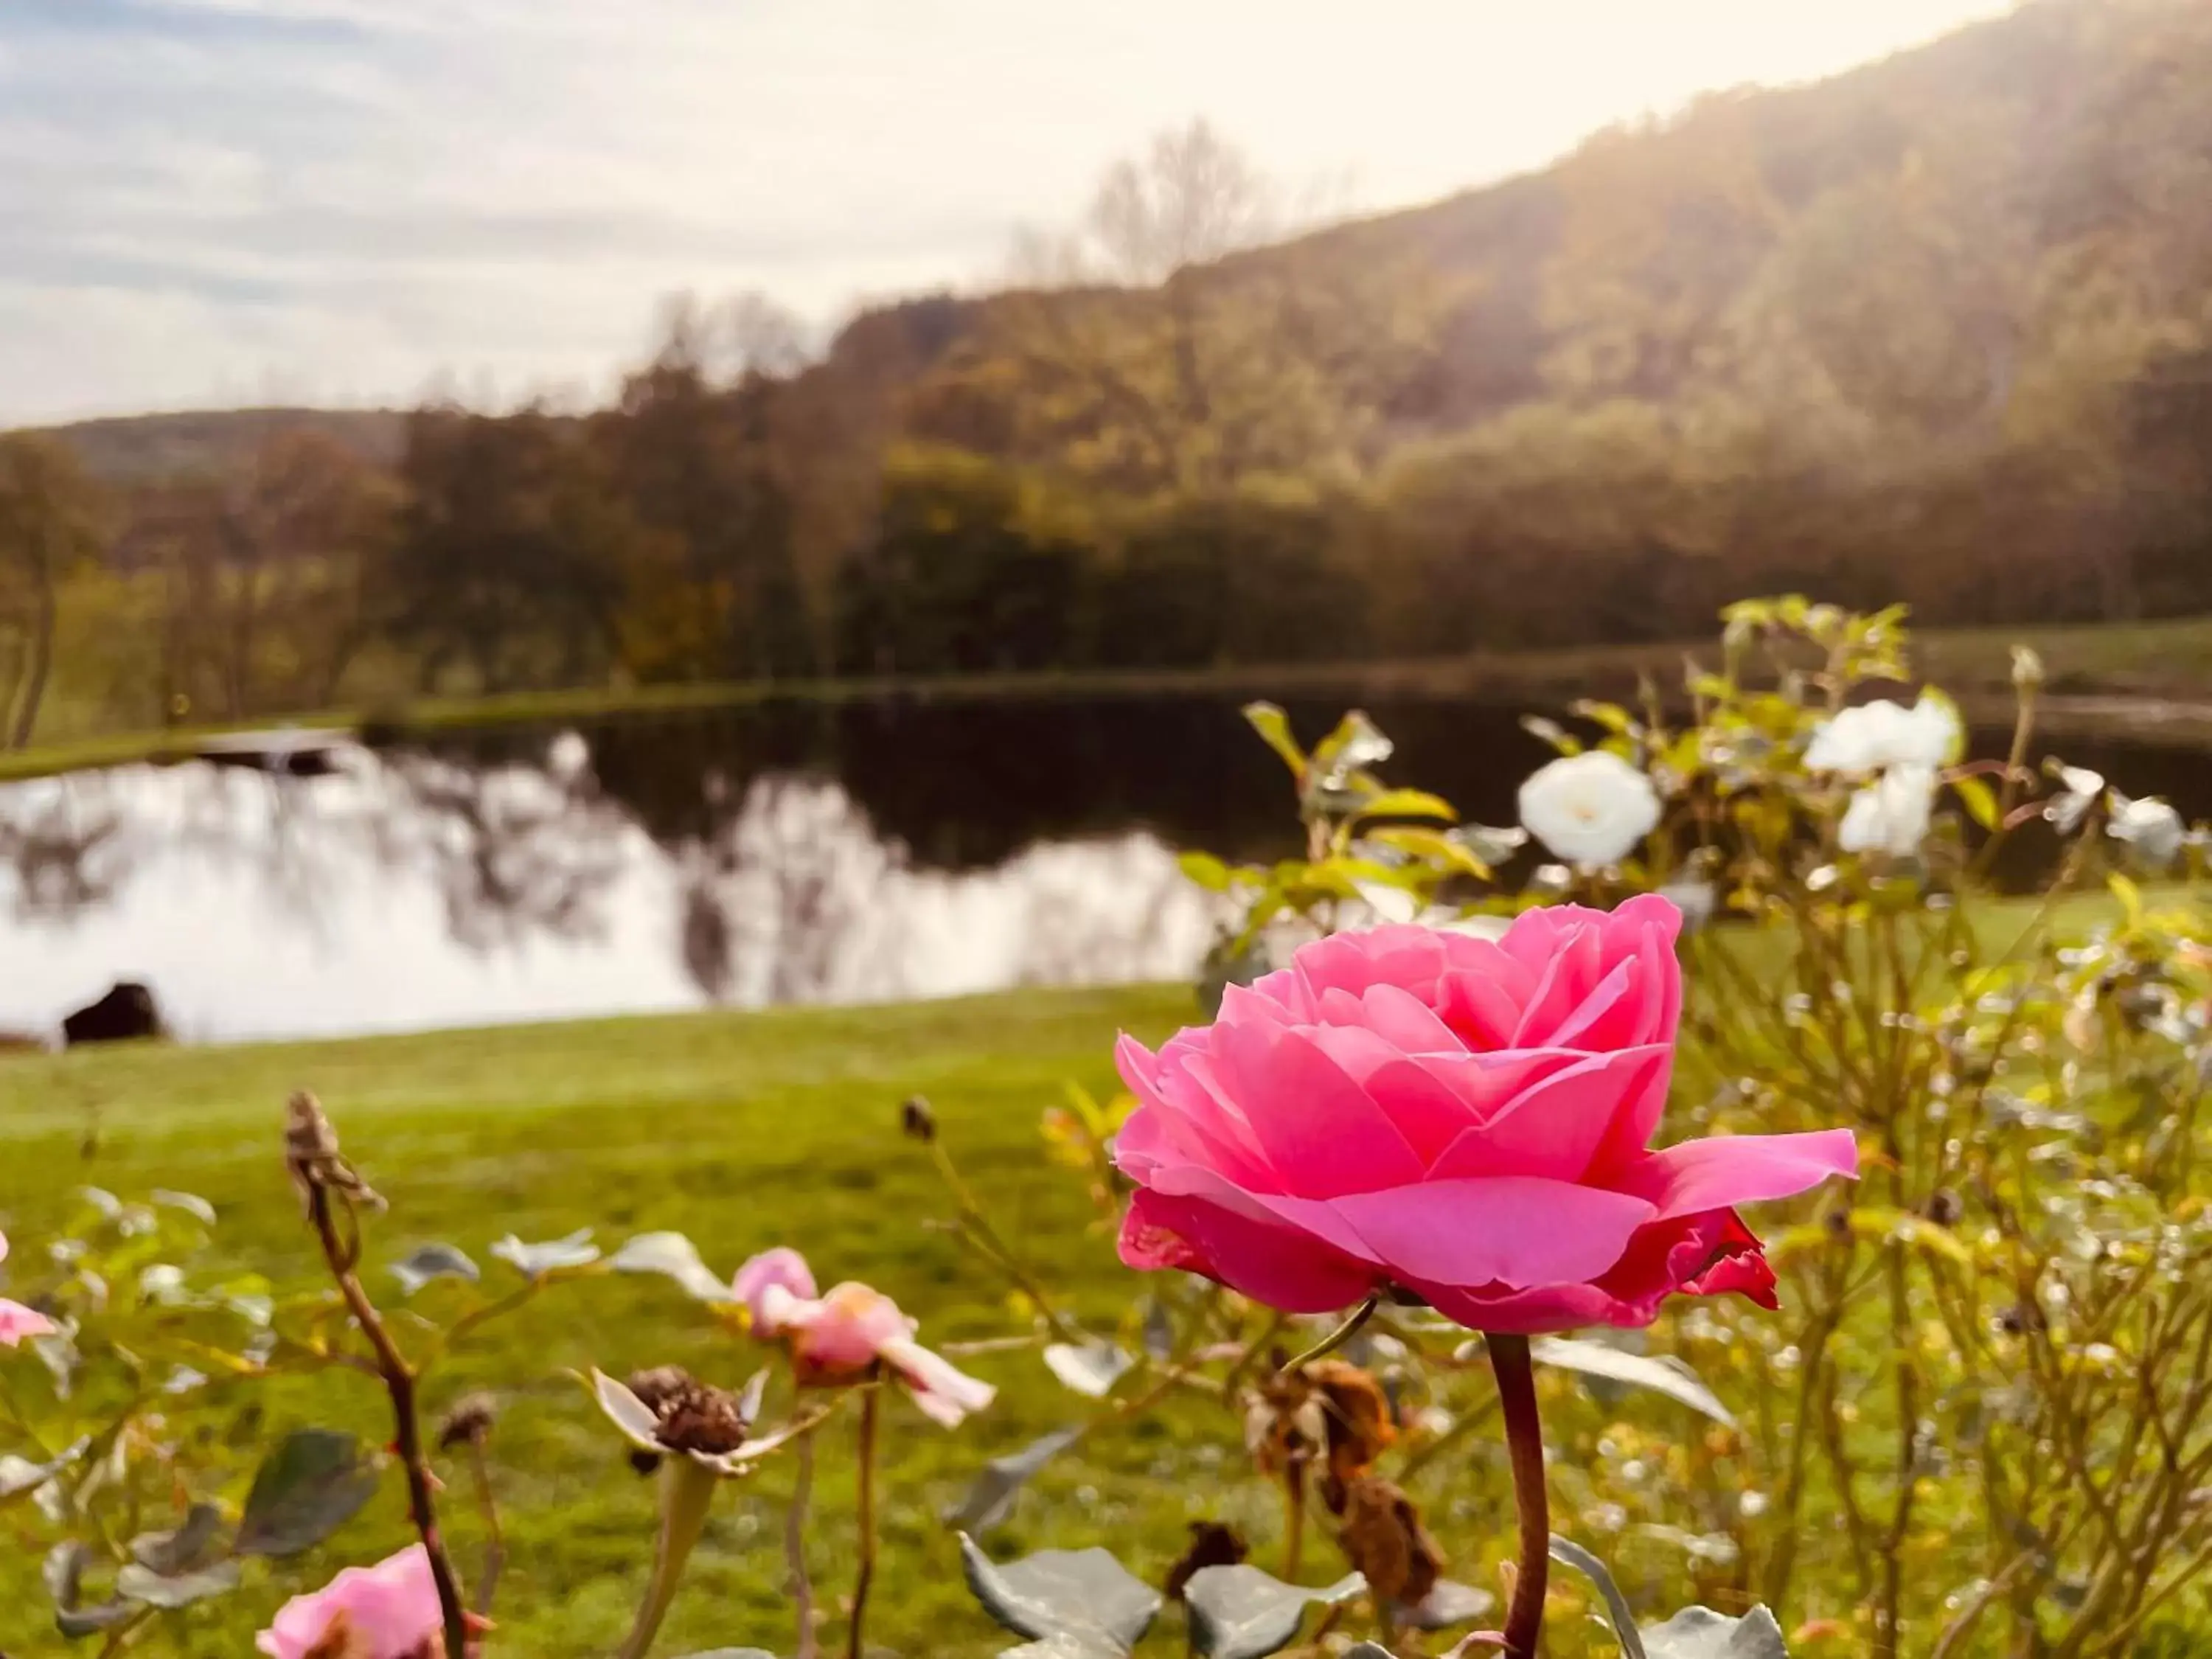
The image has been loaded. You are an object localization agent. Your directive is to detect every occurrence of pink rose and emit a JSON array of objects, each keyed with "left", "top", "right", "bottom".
[
  {"left": 256, "top": 1545, "right": 443, "bottom": 1659},
  {"left": 745, "top": 1253, "right": 995, "bottom": 1427},
  {"left": 0, "top": 1230, "right": 54, "bottom": 1349},
  {"left": 733, "top": 1245, "right": 817, "bottom": 1326},
  {"left": 1114, "top": 897, "right": 1857, "bottom": 1332}
]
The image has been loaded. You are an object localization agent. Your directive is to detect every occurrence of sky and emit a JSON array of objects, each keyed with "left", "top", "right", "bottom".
[{"left": 0, "top": 0, "right": 2019, "bottom": 425}]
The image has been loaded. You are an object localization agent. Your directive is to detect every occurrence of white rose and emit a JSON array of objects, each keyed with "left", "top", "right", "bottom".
[
  {"left": 1806, "top": 694, "right": 1961, "bottom": 774},
  {"left": 2107, "top": 793, "right": 2186, "bottom": 866},
  {"left": 1839, "top": 764, "right": 1936, "bottom": 858},
  {"left": 1517, "top": 751, "right": 1661, "bottom": 869}
]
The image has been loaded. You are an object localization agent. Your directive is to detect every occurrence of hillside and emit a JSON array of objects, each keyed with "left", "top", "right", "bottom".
[
  {"left": 29, "top": 0, "right": 2212, "bottom": 490},
  {"left": 6, "top": 0, "right": 2211, "bottom": 752},
  {"left": 28, "top": 407, "right": 406, "bottom": 487}
]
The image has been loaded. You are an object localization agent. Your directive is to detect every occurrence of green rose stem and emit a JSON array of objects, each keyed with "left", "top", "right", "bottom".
[
  {"left": 849, "top": 1385, "right": 882, "bottom": 1659},
  {"left": 286, "top": 1093, "right": 472, "bottom": 1659},
  {"left": 787, "top": 1430, "right": 819, "bottom": 1659},
  {"left": 1487, "top": 1333, "right": 1549, "bottom": 1658},
  {"left": 621, "top": 1458, "right": 720, "bottom": 1659}
]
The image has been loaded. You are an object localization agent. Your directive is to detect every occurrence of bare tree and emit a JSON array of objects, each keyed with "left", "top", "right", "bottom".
[{"left": 0, "top": 434, "right": 105, "bottom": 749}]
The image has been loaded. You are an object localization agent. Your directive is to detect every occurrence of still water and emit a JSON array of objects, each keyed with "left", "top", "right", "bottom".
[{"left": 0, "top": 695, "right": 2202, "bottom": 1043}]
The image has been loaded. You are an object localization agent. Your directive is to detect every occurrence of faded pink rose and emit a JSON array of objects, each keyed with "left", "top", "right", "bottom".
[
  {"left": 1115, "top": 897, "right": 1857, "bottom": 1332},
  {"left": 733, "top": 1245, "right": 816, "bottom": 1326},
  {"left": 256, "top": 1544, "right": 442, "bottom": 1658},
  {"left": 0, "top": 1230, "right": 54, "bottom": 1349},
  {"left": 743, "top": 1252, "right": 995, "bottom": 1427}
]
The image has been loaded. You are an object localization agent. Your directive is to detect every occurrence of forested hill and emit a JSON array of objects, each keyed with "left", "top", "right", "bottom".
[{"left": 9, "top": 0, "right": 2212, "bottom": 740}]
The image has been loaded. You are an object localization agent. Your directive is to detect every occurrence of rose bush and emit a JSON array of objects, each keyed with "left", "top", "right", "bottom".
[{"left": 1116, "top": 895, "right": 1858, "bottom": 1331}]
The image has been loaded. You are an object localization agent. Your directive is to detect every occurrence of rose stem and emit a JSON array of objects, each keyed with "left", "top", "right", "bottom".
[
  {"left": 302, "top": 1183, "right": 470, "bottom": 1659},
  {"left": 1275, "top": 1293, "right": 1380, "bottom": 1375},
  {"left": 1487, "top": 1333, "right": 1549, "bottom": 1658},
  {"left": 848, "top": 1387, "right": 880, "bottom": 1659},
  {"left": 789, "top": 1430, "right": 819, "bottom": 1659},
  {"left": 465, "top": 1436, "right": 504, "bottom": 1618},
  {"left": 1282, "top": 1464, "right": 1306, "bottom": 1581}
]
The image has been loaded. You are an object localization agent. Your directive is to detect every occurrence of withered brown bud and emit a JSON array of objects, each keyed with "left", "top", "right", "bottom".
[
  {"left": 1824, "top": 1208, "right": 1854, "bottom": 1241},
  {"left": 284, "top": 1091, "right": 383, "bottom": 1214},
  {"left": 1310, "top": 1360, "right": 1396, "bottom": 1505},
  {"left": 625, "top": 1365, "right": 751, "bottom": 1457},
  {"left": 437, "top": 1393, "right": 497, "bottom": 1452},
  {"left": 1924, "top": 1189, "right": 1963, "bottom": 1228},
  {"left": 900, "top": 1095, "right": 938, "bottom": 1144},
  {"left": 1335, "top": 1474, "right": 1443, "bottom": 1608},
  {"left": 1164, "top": 1520, "right": 1248, "bottom": 1601}
]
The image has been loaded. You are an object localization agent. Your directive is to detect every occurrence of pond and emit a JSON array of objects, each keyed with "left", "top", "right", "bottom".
[{"left": 1, "top": 694, "right": 2203, "bottom": 1043}]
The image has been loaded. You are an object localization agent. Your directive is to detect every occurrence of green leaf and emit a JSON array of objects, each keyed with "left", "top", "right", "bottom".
[
  {"left": 1521, "top": 715, "right": 1582, "bottom": 756},
  {"left": 57, "top": 1601, "right": 137, "bottom": 1638},
  {"left": 609, "top": 1232, "right": 731, "bottom": 1302},
  {"left": 389, "top": 1242, "right": 480, "bottom": 1296},
  {"left": 1183, "top": 1566, "right": 1365, "bottom": 1659},
  {"left": 1353, "top": 789, "right": 1457, "bottom": 824},
  {"left": 1642, "top": 1606, "right": 1791, "bottom": 1658},
  {"left": 1242, "top": 703, "right": 1306, "bottom": 778},
  {"left": 1951, "top": 774, "right": 2000, "bottom": 832},
  {"left": 958, "top": 1532, "right": 1161, "bottom": 1657},
  {"left": 44, "top": 1541, "right": 88, "bottom": 1608},
  {"left": 234, "top": 1429, "right": 380, "bottom": 1558},
  {"left": 150, "top": 1189, "right": 218, "bottom": 1225},
  {"left": 1549, "top": 1537, "right": 1647, "bottom": 1659},
  {"left": 1042, "top": 1340, "right": 1133, "bottom": 1399},
  {"left": 945, "top": 1427, "right": 1085, "bottom": 1534},
  {"left": 1396, "top": 1580, "right": 1494, "bottom": 1630},
  {"left": 671, "top": 1652, "right": 781, "bottom": 1658},
  {"left": 116, "top": 1561, "right": 240, "bottom": 1609},
  {"left": 490, "top": 1228, "right": 600, "bottom": 1278},
  {"left": 0, "top": 1436, "right": 90, "bottom": 1503},
  {"left": 1531, "top": 1338, "right": 1737, "bottom": 1428},
  {"left": 1308, "top": 712, "right": 1393, "bottom": 787},
  {"left": 129, "top": 1503, "right": 226, "bottom": 1576},
  {"left": 1177, "top": 852, "right": 1237, "bottom": 893},
  {"left": 1363, "top": 825, "right": 1489, "bottom": 878},
  {"left": 1769, "top": 1208, "right": 1969, "bottom": 1269}
]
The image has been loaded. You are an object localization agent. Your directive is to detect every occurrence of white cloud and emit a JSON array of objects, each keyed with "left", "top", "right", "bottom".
[{"left": 1, "top": 0, "right": 2018, "bottom": 423}]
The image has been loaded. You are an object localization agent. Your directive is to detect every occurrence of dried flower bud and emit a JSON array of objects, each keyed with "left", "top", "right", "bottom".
[
  {"left": 625, "top": 1365, "right": 751, "bottom": 1457},
  {"left": 1163, "top": 1520, "right": 1248, "bottom": 1601},
  {"left": 1310, "top": 1360, "right": 1396, "bottom": 1500},
  {"left": 900, "top": 1096, "right": 938, "bottom": 1144},
  {"left": 1335, "top": 1474, "right": 1442, "bottom": 1607},
  {"left": 2011, "top": 645, "right": 2045, "bottom": 692},
  {"left": 437, "top": 1394, "right": 497, "bottom": 1452},
  {"left": 1923, "top": 1189, "right": 1962, "bottom": 1228},
  {"left": 284, "top": 1091, "right": 383, "bottom": 1214},
  {"left": 1824, "top": 1208, "right": 1854, "bottom": 1242}
]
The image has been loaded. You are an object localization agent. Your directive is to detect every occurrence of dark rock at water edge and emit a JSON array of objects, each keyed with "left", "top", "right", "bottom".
[{"left": 63, "top": 982, "right": 164, "bottom": 1046}]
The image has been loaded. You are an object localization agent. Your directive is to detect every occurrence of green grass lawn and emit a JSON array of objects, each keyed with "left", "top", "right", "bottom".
[{"left": 0, "top": 987, "right": 1241, "bottom": 1658}]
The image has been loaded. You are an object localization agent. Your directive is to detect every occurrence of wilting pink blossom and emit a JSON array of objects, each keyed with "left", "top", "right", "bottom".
[
  {"left": 742, "top": 1253, "right": 995, "bottom": 1427},
  {"left": 1115, "top": 897, "right": 1857, "bottom": 1332},
  {"left": 256, "top": 1545, "right": 443, "bottom": 1659},
  {"left": 0, "top": 1229, "right": 53, "bottom": 1349},
  {"left": 732, "top": 1245, "right": 816, "bottom": 1326}
]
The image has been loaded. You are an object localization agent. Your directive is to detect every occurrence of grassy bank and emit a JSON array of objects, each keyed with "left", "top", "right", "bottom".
[
  {"left": 10, "top": 613, "right": 2212, "bottom": 785},
  {"left": 0, "top": 987, "right": 1204, "bottom": 1658}
]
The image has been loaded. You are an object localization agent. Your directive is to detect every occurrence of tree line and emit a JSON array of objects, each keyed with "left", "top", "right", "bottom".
[{"left": 5, "top": 0, "right": 2212, "bottom": 743}]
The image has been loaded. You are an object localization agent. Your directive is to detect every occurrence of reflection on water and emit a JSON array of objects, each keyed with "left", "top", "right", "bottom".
[
  {"left": 0, "top": 742, "right": 1220, "bottom": 1043},
  {"left": 1, "top": 692, "right": 2205, "bottom": 1043}
]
